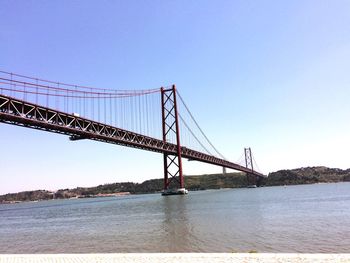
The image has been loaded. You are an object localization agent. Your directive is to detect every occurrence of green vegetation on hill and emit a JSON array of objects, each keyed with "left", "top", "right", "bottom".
[
  {"left": 260, "top": 166, "right": 350, "bottom": 186},
  {"left": 1, "top": 166, "right": 349, "bottom": 203},
  {"left": 0, "top": 190, "right": 54, "bottom": 203},
  {"left": 185, "top": 172, "right": 247, "bottom": 190}
]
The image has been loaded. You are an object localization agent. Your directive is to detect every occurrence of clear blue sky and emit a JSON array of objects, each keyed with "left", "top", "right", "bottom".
[{"left": 1, "top": 0, "right": 349, "bottom": 194}]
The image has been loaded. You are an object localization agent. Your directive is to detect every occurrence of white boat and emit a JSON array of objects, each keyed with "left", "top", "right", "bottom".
[
  {"left": 161, "top": 188, "right": 188, "bottom": 196},
  {"left": 247, "top": 185, "right": 257, "bottom": 188}
]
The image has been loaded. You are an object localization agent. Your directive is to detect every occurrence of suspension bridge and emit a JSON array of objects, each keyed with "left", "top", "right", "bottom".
[{"left": 0, "top": 71, "right": 265, "bottom": 195}]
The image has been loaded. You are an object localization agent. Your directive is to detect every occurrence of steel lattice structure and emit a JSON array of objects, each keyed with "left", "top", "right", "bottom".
[
  {"left": 244, "top": 147, "right": 262, "bottom": 186},
  {"left": 0, "top": 93, "right": 265, "bottom": 189},
  {"left": 0, "top": 70, "right": 266, "bottom": 192},
  {"left": 161, "top": 86, "right": 184, "bottom": 190}
]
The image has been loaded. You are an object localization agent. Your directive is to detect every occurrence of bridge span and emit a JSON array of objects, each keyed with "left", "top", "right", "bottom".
[{"left": 0, "top": 71, "right": 265, "bottom": 193}]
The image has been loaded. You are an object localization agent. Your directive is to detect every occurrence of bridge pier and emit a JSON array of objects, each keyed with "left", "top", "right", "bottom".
[
  {"left": 161, "top": 85, "right": 187, "bottom": 195},
  {"left": 246, "top": 173, "right": 263, "bottom": 188},
  {"left": 222, "top": 167, "right": 226, "bottom": 174}
]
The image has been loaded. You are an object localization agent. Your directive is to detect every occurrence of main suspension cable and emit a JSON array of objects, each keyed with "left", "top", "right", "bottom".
[{"left": 176, "top": 90, "right": 227, "bottom": 160}]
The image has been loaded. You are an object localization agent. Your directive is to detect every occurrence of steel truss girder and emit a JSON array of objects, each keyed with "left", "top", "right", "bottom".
[{"left": 0, "top": 94, "right": 266, "bottom": 178}]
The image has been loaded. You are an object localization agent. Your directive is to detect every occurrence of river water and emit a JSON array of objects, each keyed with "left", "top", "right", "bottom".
[{"left": 0, "top": 182, "right": 349, "bottom": 253}]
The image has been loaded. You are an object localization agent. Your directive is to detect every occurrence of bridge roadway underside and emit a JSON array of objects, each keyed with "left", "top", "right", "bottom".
[{"left": 0, "top": 94, "right": 265, "bottom": 178}]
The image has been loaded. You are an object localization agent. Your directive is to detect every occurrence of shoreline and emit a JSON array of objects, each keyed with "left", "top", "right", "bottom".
[
  {"left": 1, "top": 181, "right": 349, "bottom": 205},
  {"left": 2, "top": 166, "right": 349, "bottom": 203}
]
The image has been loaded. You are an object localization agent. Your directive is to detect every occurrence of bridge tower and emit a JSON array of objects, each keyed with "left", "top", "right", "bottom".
[
  {"left": 161, "top": 85, "right": 187, "bottom": 195},
  {"left": 245, "top": 147, "right": 260, "bottom": 187}
]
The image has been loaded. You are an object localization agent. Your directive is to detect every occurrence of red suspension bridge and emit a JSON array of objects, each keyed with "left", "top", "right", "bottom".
[{"left": 0, "top": 71, "right": 265, "bottom": 194}]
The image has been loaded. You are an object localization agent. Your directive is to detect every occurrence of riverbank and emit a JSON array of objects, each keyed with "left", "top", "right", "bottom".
[
  {"left": 1, "top": 166, "right": 349, "bottom": 203},
  {"left": 0, "top": 253, "right": 349, "bottom": 263}
]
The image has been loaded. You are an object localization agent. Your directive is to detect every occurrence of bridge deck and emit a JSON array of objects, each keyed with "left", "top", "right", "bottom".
[{"left": 0, "top": 94, "right": 265, "bottom": 177}]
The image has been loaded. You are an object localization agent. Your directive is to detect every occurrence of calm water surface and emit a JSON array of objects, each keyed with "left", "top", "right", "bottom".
[{"left": 1, "top": 183, "right": 349, "bottom": 253}]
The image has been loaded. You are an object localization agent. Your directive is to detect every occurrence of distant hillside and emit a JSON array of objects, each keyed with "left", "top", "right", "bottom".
[
  {"left": 260, "top": 166, "right": 350, "bottom": 186},
  {"left": 1, "top": 166, "right": 349, "bottom": 203},
  {"left": 55, "top": 172, "right": 248, "bottom": 197},
  {"left": 0, "top": 190, "right": 54, "bottom": 203},
  {"left": 0, "top": 172, "right": 247, "bottom": 203}
]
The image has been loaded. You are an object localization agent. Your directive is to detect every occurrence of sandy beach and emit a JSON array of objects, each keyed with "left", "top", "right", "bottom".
[{"left": 0, "top": 253, "right": 350, "bottom": 263}]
